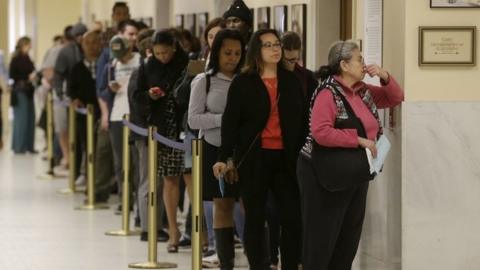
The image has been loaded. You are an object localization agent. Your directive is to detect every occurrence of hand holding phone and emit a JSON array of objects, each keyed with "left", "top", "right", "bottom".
[{"left": 150, "top": 86, "right": 165, "bottom": 97}]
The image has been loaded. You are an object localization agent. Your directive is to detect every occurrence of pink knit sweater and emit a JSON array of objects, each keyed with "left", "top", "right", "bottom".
[{"left": 311, "top": 75, "right": 404, "bottom": 147}]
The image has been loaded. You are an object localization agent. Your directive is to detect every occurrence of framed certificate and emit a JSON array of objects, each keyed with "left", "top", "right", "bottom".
[
  {"left": 431, "top": 0, "right": 480, "bottom": 8},
  {"left": 418, "top": 26, "right": 476, "bottom": 66}
]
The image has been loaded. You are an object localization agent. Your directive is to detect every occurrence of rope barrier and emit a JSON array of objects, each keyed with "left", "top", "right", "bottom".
[{"left": 122, "top": 119, "right": 187, "bottom": 151}]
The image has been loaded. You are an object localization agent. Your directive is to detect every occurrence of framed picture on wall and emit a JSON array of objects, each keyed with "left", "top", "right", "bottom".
[
  {"left": 196, "top": 13, "right": 209, "bottom": 39},
  {"left": 418, "top": 26, "right": 476, "bottom": 66},
  {"left": 291, "top": 4, "right": 307, "bottom": 66},
  {"left": 430, "top": 0, "right": 480, "bottom": 8},
  {"left": 256, "top": 7, "right": 270, "bottom": 30},
  {"left": 176, "top": 15, "right": 184, "bottom": 29},
  {"left": 273, "top": 5, "right": 288, "bottom": 35},
  {"left": 184, "top": 14, "right": 196, "bottom": 36},
  {"left": 141, "top": 17, "right": 153, "bottom": 28}
]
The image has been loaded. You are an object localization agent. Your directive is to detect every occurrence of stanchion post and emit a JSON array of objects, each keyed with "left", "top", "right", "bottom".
[
  {"left": 58, "top": 103, "right": 81, "bottom": 193},
  {"left": 191, "top": 139, "right": 203, "bottom": 270},
  {"left": 106, "top": 114, "right": 140, "bottom": 236},
  {"left": 76, "top": 104, "right": 108, "bottom": 210},
  {"left": 38, "top": 91, "right": 62, "bottom": 180},
  {"left": 129, "top": 126, "right": 177, "bottom": 269}
]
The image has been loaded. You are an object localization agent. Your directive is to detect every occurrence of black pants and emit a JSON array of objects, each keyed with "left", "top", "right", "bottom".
[
  {"left": 75, "top": 114, "right": 87, "bottom": 179},
  {"left": 242, "top": 149, "right": 301, "bottom": 270},
  {"left": 297, "top": 155, "right": 369, "bottom": 270}
]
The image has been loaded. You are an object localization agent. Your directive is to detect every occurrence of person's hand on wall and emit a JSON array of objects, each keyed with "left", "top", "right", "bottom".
[{"left": 358, "top": 137, "right": 377, "bottom": 158}]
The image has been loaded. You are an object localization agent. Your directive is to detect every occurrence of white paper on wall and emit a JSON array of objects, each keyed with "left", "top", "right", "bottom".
[{"left": 363, "top": 0, "right": 383, "bottom": 86}]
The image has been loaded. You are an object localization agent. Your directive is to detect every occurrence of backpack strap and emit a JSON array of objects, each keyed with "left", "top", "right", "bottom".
[{"left": 205, "top": 73, "right": 211, "bottom": 94}]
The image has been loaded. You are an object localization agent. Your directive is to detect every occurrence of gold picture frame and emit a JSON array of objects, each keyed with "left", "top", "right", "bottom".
[{"left": 419, "top": 26, "right": 476, "bottom": 66}]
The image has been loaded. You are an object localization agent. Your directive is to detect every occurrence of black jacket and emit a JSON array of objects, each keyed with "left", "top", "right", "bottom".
[
  {"left": 134, "top": 50, "right": 188, "bottom": 134},
  {"left": 293, "top": 64, "right": 319, "bottom": 103},
  {"left": 218, "top": 67, "right": 308, "bottom": 177},
  {"left": 68, "top": 61, "right": 99, "bottom": 118}
]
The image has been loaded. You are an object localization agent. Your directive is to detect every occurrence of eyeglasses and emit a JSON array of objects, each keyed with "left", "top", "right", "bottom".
[{"left": 262, "top": 42, "right": 282, "bottom": 50}]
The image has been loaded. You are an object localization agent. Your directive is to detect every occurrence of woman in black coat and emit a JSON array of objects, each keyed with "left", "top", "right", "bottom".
[
  {"left": 213, "top": 29, "right": 307, "bottom": 270},
  {"left": 133, "top": 29, "right": 189, "bottom": 252},
  {"left": 10, "top": 36, "right": 36, "bottom": 154}
]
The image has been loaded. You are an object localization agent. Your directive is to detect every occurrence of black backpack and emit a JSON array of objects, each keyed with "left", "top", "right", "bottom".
[{"left": 173, "top": 71, "right": 211, "bottom": 135}]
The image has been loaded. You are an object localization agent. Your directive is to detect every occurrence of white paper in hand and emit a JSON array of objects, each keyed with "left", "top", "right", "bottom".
[
  {"left": 373, "top": 135, "right": 391, "bottom": 174},
  {"left": 365, "top": 148, "right": 375, "bottom": 174}
]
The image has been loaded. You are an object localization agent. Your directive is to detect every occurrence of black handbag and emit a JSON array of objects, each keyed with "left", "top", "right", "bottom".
[{"left": 310, "top": 88, "right": 375, "bottom": 191}]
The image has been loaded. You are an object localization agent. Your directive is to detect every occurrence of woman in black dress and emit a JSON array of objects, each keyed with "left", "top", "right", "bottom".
[{"left": 134, "top": 29, "right": 189, "bottom": 252}]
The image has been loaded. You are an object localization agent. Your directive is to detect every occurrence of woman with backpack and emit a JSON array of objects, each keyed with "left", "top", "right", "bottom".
[{"left": 188, "top": 29, "right": 245, "bottom": 270}]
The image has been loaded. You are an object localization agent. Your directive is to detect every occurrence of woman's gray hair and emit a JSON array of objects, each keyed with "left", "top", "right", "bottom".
[
  {"left": 328, "top": 40, "right": 359, "bottom": 73},
  {"left": 316, "top": 40, "right": 359, "bottom": 81}
]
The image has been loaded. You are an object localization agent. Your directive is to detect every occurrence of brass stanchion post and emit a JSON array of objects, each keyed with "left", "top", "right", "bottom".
[
  {"left": 58, "top": 103, "right": 83, "bottom": 193},
  {"left": 76, "top": 104, "right": 108, "bottom": 210},
  {"left": 191, "top": 139, "right": 203, "bottom": 270},
  {"left": 129, "top": 126, "right": 177, "bottom": 269},
  {"left": 38, "top": 91, "right": 64, "bottom": 180},
  {"left": 106, "top": 114, "right": 140, "bottom": 236}
]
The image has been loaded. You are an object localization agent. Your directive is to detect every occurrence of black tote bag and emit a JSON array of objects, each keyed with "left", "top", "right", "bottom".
[{"left": 310, "top": 88, "right": 375, "bottom": 191}]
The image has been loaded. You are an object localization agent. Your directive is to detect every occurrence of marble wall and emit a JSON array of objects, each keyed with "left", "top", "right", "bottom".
[
  {"left": 402, "top": 102, "right": 480, "bottom": 270},
  {"left": 353, "top": 109, "right": 402, "bottom": 270}
]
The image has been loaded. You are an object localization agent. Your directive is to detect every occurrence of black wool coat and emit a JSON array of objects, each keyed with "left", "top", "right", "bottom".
[{"left": 218, "top": 67, "right": 308, "bottom": 178}]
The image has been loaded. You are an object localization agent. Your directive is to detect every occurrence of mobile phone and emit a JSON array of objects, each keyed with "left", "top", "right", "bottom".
[
  {"left": 151, "top": 87, "right": 165, "bottom": 97},
  {"left": 218, "top": 175, "right": 225, "bottom": 197}
]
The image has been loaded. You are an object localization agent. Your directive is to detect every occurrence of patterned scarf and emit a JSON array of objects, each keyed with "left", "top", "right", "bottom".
[{"left": 301, "top": 76, "right": 383, "bottom": 158}]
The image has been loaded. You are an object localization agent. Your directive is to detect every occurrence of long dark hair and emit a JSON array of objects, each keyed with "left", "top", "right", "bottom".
[
  {"left": 242, "top": 29, "right": 281, "bottom": 75},
  {"left": 207, "top": 29, "right": 245, "bottom": 75},
  {"left": 13, "top": 36, "right": 31, "bottom": 58}
]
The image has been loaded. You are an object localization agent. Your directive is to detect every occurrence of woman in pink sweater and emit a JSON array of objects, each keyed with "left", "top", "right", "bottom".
[{"left": 297, "top": 40, "right": 404, "bottom": 270}]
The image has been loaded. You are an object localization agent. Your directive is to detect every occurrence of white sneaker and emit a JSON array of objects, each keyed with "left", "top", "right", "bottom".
[
  {"left": 75, "top": 175, "right": 86, "bottom": 186},
  {"left": 202, "top": 252, "right": 219, "bottom": 268}
]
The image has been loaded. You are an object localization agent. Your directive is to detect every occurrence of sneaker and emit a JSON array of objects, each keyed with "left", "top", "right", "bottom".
[
  {"left": 158, "top": 229, "right": 169, "bottom": 242},
  {"left": 203, "top": 248, "right": 216, "bottom": 258},
  {"left": 140, "top": 231, "right": 169, "bottom": 242},
  {"left": 202, "top": 252, "right": 219, "bottom": 268},
  {"left": 178, "top": 235, "right": 191, "bottom": 249},
  {"left": 75, "top": 175, "right": 86, "bottom": 186},
  {"left": 234, "top": 235, "right": 243, "bottom": 249}
]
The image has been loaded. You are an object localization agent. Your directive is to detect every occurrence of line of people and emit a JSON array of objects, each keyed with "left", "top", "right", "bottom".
[{"left": 3, "top": 0, "right": 404, "bottom": 269}]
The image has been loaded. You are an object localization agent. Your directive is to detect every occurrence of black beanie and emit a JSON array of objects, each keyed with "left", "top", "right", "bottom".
[{"left": 223, "top": 0, "right": 253, "bottom": 27}]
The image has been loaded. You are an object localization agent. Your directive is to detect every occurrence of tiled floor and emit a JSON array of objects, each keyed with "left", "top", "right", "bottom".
[
  {"left": 0, "top": 134, "right": 250, "bottom": 270},
  {"left": 0, "top": 131, "right": 397, "bottom": 270}
]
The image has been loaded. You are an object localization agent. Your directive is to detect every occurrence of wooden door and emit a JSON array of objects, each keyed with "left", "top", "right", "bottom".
[{"left": 340, "top": 0, "right": 353, "bottom": 40}]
